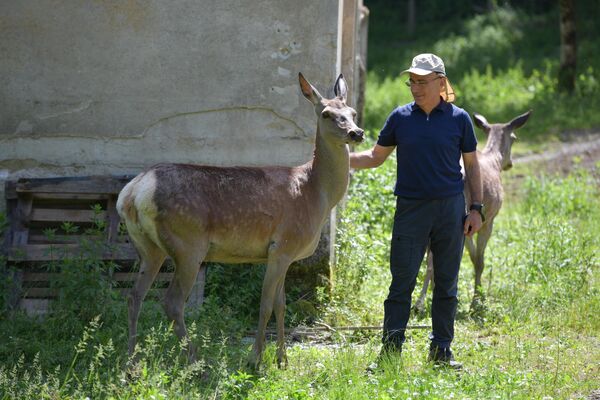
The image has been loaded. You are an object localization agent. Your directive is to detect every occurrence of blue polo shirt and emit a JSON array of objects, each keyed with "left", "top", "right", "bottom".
[{"left": 377, "top": 100, "right": 477, "bottom": 199}]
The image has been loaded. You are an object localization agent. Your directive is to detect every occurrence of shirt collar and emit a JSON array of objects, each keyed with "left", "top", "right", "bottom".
[{"left": 410, "top": 97, "right": 451, "bottom": 113}]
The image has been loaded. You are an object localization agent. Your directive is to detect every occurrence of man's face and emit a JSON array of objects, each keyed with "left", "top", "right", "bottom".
[{"left": 408, "top": 72, "right": 442, "bottom": 106}]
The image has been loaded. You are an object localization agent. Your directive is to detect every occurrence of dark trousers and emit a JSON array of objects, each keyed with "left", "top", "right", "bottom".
[{"left": 383, "top": 193, "right": 465, "bottom": 349}]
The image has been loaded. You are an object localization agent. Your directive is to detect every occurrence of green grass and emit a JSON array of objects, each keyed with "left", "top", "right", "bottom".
[{"left": 1, "top": 152, "right": 598, "bottom": 399}]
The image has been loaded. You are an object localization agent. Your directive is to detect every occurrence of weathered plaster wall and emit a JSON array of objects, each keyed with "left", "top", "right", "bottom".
[{"left": 0, "top": 0, "right": 342, "bottom": 211}]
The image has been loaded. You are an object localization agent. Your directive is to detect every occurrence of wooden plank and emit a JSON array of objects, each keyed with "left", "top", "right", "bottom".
[
  {"left": 28, "top": 234, "right": 103, "bottom": 244},
  {"left": 2, "top": 197, "right": 17, "bottom": 253},
  {"left": 22, "top": 271, "right": 173, "bottom": 283},
  {"left": 13, "top": 194, "right": 33, "bottom": 246},
  {"left": 113, "top": 272, "right": 174, "bottom": 282},
  {"left": 22, "top": 287, "right": 55, "bottom": 298},
  {"left": 4, "top": 180, "right": 18, "bottom": 200},
  {"left": 7, "top": 243, "right": 137, "bottom": 261},
  {"left": 28, "top": 234, "right": 129, "bottom": 243},
  {"left": 32, "top": 193, "right": 111, "bottom": 201},
  {"left": 22, "top": 272, "right": 53, "bottom": 282},
  {"left": 117, "top": 287, "right": 167, "bottom": 297},
  {"left": 16, "top": 176, "right": 134, "bottom": 195},
  {"left": 18, "top": 194, "right": 34, "bottom": 218},
  {"left": 24, "top": 286, "right": 168, "bottom": 299},
  {"left": 19, "top": 299, "right": 50, "bottom": 316},
  {"left": 30, "top": 208, "right": 106, "bottom": 223}
]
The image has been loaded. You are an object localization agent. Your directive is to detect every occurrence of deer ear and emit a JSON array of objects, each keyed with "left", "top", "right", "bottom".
[
  {"left": 334, "top": 74, "right": 348, "bottom": 102},
  {"left": 508, "top": 110, "right": 532, "bottom": 131},
  {"left": 473, "top": 113, "right": 490, "bottom": 132},
  {"left": 299, "top": 73, "right": 323, "bottom": 105}
]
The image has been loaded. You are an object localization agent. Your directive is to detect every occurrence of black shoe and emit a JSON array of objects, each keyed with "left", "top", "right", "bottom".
[{"left": 428, "top": 345, "right": 462, "bottom": 370}]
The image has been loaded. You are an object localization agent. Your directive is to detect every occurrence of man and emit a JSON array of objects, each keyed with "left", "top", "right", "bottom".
[{"left": 351, "top": 53, "right": 483, "bottom": 369}]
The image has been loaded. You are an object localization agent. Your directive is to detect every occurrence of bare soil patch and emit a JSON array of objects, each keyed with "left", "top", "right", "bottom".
[
  {"left": 515, "top": 132, "right": 600, "bottom": 175},
  {"left": 506, "top": 132, "right": 600, "bottom": 198}
]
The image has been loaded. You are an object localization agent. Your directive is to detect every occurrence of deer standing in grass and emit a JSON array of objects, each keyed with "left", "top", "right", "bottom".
[
  {"left": 413, "top": 111, "right": 531, "bottom": 313},
  {"left": 116, "top": 73, "right": 364, "bottom": 368}
]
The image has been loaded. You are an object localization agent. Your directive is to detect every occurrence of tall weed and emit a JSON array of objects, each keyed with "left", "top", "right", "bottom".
[
  {"left": 481, "top": 169, "right": 599, "bottom": 331},
  {"left": 0, "top": 317, "right": 233, "bottom": 399}
]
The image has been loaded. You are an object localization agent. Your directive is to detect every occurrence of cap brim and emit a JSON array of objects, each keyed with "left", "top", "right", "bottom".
[{"left": 401, "top": 67, "right": 436, "bottom": 76}]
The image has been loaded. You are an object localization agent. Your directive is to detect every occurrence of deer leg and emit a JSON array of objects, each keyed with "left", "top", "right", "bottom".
[
  {"left": 274, "top": 278, "right": 288, "bottom": 369},
  {"left": 128, "top": 236, "right": 166, "bottom": 359},
  {"left": 163, "top": 242, "right": 207, "bottom": 362},
  {"left": 465, "top": 235, "right": 477, "bottom": 267},
  {"left": 249, "top": 253, "right": 291, "bottom": 369},
  {"left": 414, "top": 246, "right": 433, "bottom": 315},
  {"left": 472, "top": 221, "right": 494, "bottom": 308}
]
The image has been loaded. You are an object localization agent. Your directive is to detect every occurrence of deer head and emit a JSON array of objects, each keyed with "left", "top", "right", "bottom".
[
  {"left": 299, "top": 73, "right": 364, "bottom": 145},
  {"left": 473, "top": 110, "right": 532, "bottom": 170}
]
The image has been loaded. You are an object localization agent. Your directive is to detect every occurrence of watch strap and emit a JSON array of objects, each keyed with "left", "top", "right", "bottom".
[{"left": 469, "top": 203, "right": 485, "bottom": 222}]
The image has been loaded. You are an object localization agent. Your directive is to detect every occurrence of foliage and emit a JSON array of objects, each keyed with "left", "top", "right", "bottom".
[
  {"left": 363, "top": 2, "right": 600, "bottom": 143},
  {"left": 200, "top": 263, "right": 266, "bottom": 332},
  {"left": 482, "top": 170, "right": 600, "bottom": 329},
  {"left": 363, "top": 74, "right": 414, "bottom": 138},
  {"left": 432, "top": 5, "right": 527, "bottom": 74},
  {"left": 0, "top": 318, "right": 240, "bottom": 399}
]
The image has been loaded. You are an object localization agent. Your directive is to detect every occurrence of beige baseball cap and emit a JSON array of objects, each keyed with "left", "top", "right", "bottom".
[{"left": 402, "top": 53, "right": 456, "bottom": 103}]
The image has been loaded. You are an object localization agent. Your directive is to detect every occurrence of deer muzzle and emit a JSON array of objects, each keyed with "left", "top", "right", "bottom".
[{"left": 349, "top": 128, "right": 364, "bottom": 143}]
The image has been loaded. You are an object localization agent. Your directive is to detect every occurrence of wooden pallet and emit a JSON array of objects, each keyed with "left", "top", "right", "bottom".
[
  {"left": 3, "top": 176, "right": 135, "bottom": 263},
  {"left": 2, "top": 176, "right": 206, "bottom": 315}
]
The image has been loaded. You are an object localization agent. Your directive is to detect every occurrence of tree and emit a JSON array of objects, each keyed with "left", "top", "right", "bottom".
[
  {"left": 558, "top": 0, "right": 577, "bottom": 93},
  {"left": 407, "top": 0, "right": 416, "bottom": 36}
]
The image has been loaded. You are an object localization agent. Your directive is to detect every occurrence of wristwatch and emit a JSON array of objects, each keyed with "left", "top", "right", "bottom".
[{"left": 469, "top": 203, "right": 485, "bottom": 222}]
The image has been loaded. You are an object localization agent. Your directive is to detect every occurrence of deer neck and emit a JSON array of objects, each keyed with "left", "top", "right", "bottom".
[
  {"left": 310, "top": 127, "right": 350, "bottom": 207},
  {"left": 481, "top": 134, "right": 505, "bottom": 171}
]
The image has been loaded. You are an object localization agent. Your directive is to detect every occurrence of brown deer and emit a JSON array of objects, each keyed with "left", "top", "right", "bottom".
[
  {"left": 116, "top": 73, "right": 364, "bottom": 369},
  {"left": 413, "top": 111, "right": 531, "bottom": 314}
]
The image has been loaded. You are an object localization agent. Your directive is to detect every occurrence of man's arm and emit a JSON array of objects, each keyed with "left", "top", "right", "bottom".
[
  {"left": 462, "top": 151, "right": 483, "bottom": 236},
  {"left": 350, "top": 144, "right": 395, "bottom": 169}
]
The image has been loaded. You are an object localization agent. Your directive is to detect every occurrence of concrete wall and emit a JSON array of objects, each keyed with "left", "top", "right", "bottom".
[{"left": 0, "top": 0, "right": 350, "bottom": 210}]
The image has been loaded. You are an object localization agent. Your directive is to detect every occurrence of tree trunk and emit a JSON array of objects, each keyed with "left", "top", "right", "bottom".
[
  {"left": 558, "top": 0, "right": 577, "bottom": 93},
  {"left": 407, "top": 0, "right": 415, "bottom": 36},
  {"left": 356, "top": 3, "right": 369, "bottom": 128}
]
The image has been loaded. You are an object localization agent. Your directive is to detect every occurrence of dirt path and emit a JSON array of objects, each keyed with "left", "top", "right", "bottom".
[
  {"left": 504, "top": 133, "right": 600, "bottom": 198},
  {"left": 514, "top": 133, "right": 600, "bottom": 173}
]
